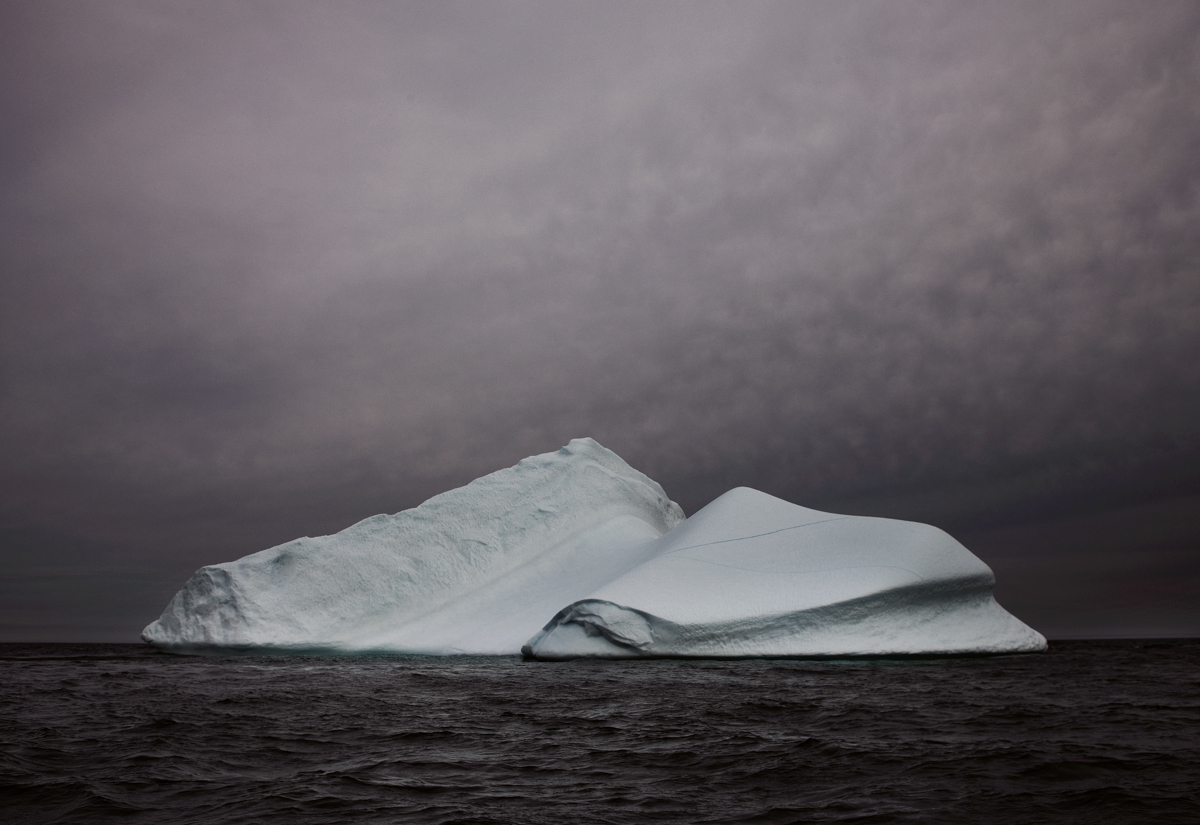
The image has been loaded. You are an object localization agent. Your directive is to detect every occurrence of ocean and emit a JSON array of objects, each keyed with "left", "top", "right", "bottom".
[{"left": 2, "top": 640, "right": 1197, "bottom": 824}]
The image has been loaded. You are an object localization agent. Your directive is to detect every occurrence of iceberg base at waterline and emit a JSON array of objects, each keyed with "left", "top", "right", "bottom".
[{"left": 142, "top": 439, "right": 1046, "bottom": 658}]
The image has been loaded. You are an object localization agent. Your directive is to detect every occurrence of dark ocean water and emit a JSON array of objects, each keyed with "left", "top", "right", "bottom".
[{"left": 1, "top": 641, "right": 1197, "bottom": 824}]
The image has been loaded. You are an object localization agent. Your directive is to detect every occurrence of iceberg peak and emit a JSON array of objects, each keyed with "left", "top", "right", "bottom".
[{"left": 143, "top": 438, "right": 683, "bottom": 654}]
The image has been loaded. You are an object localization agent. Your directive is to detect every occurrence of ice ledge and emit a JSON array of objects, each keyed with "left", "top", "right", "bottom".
[
  {"left": 522, "top": 583, "right": 1047, "bottom": 661},
  {"left": 521, "top": 487, "right": 1047, "bottom": 659}
]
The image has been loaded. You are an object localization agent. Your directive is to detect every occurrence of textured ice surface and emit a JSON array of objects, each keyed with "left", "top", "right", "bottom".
[
  {"left": 142, "top": 438, "right": 684, "bottom": 654},
  {"left": 522, "top": 487, "right": 1046, "bottom": 659},
  {"left": 144, "top": 440, "right": 1045, "bottom": 658}
]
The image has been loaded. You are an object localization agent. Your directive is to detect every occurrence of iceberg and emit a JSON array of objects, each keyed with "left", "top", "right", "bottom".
[
  {"left": 142, "top": 438, "right": 684, "bottom": 654},
  {"left": 523, "top": 487, "right": 1046, "bottom": 659},
  {"left": 143, "top": 439, "right": 1046, "bottom": 657}
]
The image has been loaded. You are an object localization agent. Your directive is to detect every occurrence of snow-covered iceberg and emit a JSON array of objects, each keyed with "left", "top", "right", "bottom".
[
  {"left": 522, "top": 487, "right": 1046, "bottom": 659},
  {"left": 143, "top": 438, "right": 1046, "bottom": 657},
  {"left": 142, "top": 438, "right": 684, "bottom": 654}
]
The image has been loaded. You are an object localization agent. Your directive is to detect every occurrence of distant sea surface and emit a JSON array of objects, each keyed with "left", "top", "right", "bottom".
[{"left": 2, "top": 640, "right": 1197, "bottom": 824}]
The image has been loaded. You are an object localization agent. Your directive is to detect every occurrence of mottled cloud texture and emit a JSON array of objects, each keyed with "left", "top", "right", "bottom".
[{"left": 2, "top": 1, "right": 1198, "bottom": 640}]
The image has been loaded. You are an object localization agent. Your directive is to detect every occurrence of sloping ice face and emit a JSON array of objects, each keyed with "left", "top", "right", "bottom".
[
  {"left": 143, "top": 440, "right": 1045, "bottom": 658},
  {"left": 142, "top": 438, "right": 684, "bottom": 654},
  {"left": 522, "top": 487, "right": 1047, "bottom": 659}
]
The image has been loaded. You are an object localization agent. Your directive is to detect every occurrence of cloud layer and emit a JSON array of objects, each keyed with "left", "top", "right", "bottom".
[{"left": 2, "top": 1, "right": 1198, "bottom": 639}]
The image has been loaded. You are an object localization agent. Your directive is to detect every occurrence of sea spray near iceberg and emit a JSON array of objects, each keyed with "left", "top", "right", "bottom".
[{"left": 143, "top": 439, "right": 1045, "bottom": 657}]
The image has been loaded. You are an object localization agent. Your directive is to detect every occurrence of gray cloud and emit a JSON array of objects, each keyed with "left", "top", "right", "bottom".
[{"left": 2, "top": 1, "right": 1198, "bottom": 639}]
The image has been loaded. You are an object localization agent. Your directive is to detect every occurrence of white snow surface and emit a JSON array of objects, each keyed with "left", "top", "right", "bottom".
[
  {"left": 523, "top": 487, "right": 1046, "bottom": 659},
  {"left": 144, "top": 439, "right": 1046, "bottom": 658},
  {"left": 142, "top": 438, "right": 684, "bottom": 654}
]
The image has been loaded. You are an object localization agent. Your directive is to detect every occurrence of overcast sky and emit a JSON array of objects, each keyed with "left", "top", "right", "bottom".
[{"left": 2, "top": 1, "right": 1198, "bottom": 642}]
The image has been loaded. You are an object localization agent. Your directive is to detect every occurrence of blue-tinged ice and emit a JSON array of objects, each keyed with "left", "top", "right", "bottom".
[
  {"left": 522, "top": 486, "right": 1046, "bottom": 659},
  {"left": 143, "top": 438, "right": 683, "bottom": 654},
  {"left": 143, "top": 439, "right": 1045, "bottom": 657}
]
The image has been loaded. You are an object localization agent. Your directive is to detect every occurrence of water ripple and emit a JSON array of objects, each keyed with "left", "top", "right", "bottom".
[{"left": 1, "top": 640, "right": 1197, "bottom": 823}]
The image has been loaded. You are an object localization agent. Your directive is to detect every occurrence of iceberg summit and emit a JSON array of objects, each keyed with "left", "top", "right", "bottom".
[{"left": 143, "top": 438, "right": 1046, "bottom": 658}]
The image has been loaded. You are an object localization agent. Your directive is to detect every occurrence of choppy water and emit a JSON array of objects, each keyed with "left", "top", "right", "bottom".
[{"left": 1, "top": 640, "right": 1197, "bottom": 824}]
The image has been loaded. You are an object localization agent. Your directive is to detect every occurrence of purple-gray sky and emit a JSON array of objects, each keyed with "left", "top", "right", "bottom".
[{"left": 2, "top": 1, "right": 1198, "bottom": 642}]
